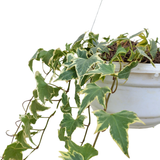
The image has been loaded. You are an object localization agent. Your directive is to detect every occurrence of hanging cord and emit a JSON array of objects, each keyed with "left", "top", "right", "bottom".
[{"left": 90, "top": 0, "right": 103, "bottom": 32}]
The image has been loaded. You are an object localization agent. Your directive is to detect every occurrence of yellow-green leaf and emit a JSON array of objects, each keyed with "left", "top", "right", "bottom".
[
  {"left": 78, "top": 83, "right": 111, "bottom": 115},
  {"left": 118, "top": 61, "right": 138, "bottom": 79},
  {"left": 136, "top": 48, "right": 155, "bottom": 67},
  {"left": 86, "top": 63, "right": 115, "bottom": 77},
  {"left": 35, "top": 71, "right": 60, "bottom": 104},
  {"left": 29, "top": 99, "right": 50, "bottom": 119},
  {"left": 65, "top": 50, "right": 103, "bottom": 78},
  {"left": 149, "top": 39, "right": 157, "bottom": 59},
  {"left": 60, "top": 113, "right": 86, "bottom": 137},
  {"left": 93, "top": 110, "right": 144, "bottom": 157},
  {"left": 59, "top": 151, "right": 84, "bottom": 160},
  {"left": 68, "top": 140, "right": 98, "bottom": 160},
  {"left": 61, "top": 92, "right": 71, "bottom": 114},
  {"left": 16, "top": 130, "right": 32, "bottom": 149},
  {"left": 19, "top": 113, "right": 37, "bottom": 145},
  {"left": 110, "top": 45, "right": 127, "bottom": 63},
  {"left": 3, "top": 142, "right": 26, "bottom": 160}
]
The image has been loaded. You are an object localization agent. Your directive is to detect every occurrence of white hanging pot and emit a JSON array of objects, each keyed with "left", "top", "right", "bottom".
[{"left": 91, "top": 62, "right": 160, "bottom": 129}]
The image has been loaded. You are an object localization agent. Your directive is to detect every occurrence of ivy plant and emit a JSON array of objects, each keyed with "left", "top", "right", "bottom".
[{"left": 1, "top": 29, "right": 159, "bottom": 160}]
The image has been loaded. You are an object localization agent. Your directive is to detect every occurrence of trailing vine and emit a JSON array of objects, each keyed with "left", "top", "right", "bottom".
[{"left": 1, "top": 29, "right": 160, "bottom": 160}]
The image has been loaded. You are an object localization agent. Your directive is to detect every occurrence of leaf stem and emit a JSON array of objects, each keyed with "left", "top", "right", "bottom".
[
  {"left": 81, "top": 106, "right": 91, "bottom": 146},
  {"left": 11, "top": 96, "right": 34, "bottom": 143},
  {"left": 23, "top": 111, "right": 56, "bottom": 160},
  {"left": 104, "top": 77, "right": 117, "bottom": 111},
  {"left": 93, "top": 132, "right": 100, "bottom": 148}
]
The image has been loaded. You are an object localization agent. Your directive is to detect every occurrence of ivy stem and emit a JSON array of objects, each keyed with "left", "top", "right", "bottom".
[
  {"left": 104, "top": 76, "right": 117, "bottom": 111},
  {"left": 11, "top": 96, "right": 34, "bottom": 143},
  {"left": 81, "top": 106, "right": 91, "bottom": 146},
  {"left": 93, "top": 132, "right": 100, "bottom": 148},
  {"left": 23, "top": 111, "right": 56, "bottom": 160}
]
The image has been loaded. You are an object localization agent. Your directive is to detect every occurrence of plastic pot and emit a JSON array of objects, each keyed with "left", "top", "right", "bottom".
[{"left": 91, "top": 62, "right": 160, "bottom": 129}]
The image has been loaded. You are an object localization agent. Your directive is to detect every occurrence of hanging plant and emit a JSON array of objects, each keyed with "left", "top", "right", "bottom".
[{"left": 1, "top": 29, "right": 160, "bottom": 160}]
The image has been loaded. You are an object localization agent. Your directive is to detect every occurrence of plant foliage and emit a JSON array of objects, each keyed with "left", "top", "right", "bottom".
[{"left": 1, "top": 29, "right": 159, "bottom": 160}]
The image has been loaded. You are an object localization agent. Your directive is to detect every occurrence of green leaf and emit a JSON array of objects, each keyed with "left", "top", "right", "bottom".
[
  {"left": 72, "top": 33, "right": 86, "bottom": 51},
  {"left": 61, "top": 92, "right": 71, "bottom": 114},
  {"left": 35, "top": 71, "right": 60, "bottom": 104},
  {"left": 3, "top": 142, "right": 27, "bottom": 160},
  {"left": 55, "top": 68, "right": 77, "bottom": 81},
  {"left": 110, "top": 45, "right": 127, "bottom": 63},
  {"left": 129, "top": 30, "right": 144, "bottom": 39},
  {"left": 60, "top": 113, "right": 86, "bottom": 137},
  {"left": 118, "top": 61, "right": 138, "bottom": 79},
  {"left": 16, "top": 130, "right": 32, "bottom": 149},
  {"left": 19, "top": 113, "right": 37, "bottom": 145},
  {"left": 136, "top": 47, "right": 155, "bottom": 67},
  {"left": 93, "top": 110, "right": 144, "bottom": 158},
  {"left": 78, "top": 83, "right": 111, "bottom": 115},
  {"left": 127, "top": 50, "right": 138, "bottom": 61},
  {"left": 86, "top": 63, "right": 115, "bottom": 77},
  {"left": 74, "top": 80, "right": 81, "bottom": 108},
  {"left": 58, "top": 127, "right": 69, "bottom": 142},
  {"left": 58, "top": 127, "right": 70, "bottom": 149},
  {"left": 90, "top": 42, "right": 109, "bottom": 54},
  {"left": 28, "top": 48, "right": 43, "bottom": 72},
  {"left": 149, "top": 39, "right": 157, "bottom": 59},
  {"left": 33, "top": 89, "right": 38, "bottom": 98},
  {"left": 68, "top": 140, "right": 98, "bottom": 160},
  {"left": 66, "top": 43, "right": 72, "bottom": 51},
  {"left": 77, "top": 48, "right": 88, "bottom": 59},
  {"left": 29, "top": 99, "right": 50, "bottom": 119},
  {"left": 49, "top": 48, "right": 66, "bottom": 69},
  {"left": 59, "top": 151, "right": 84, "bottom": 160},
  {"left": 137, "top": 33, "right": 148, "bottom": 47},
  {"left": 65, "top": 51, "right": 103, "bottom": 78}
]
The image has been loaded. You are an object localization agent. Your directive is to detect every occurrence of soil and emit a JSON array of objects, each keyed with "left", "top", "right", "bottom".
[{"left": 101, "top": 41, "right": 160, "bottom": 63}]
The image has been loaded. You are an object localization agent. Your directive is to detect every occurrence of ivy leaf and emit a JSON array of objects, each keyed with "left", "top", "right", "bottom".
[
  {"left": 58, "top": 127, "right": 69, "bottom": 142},
  {"left": 136, "top": 47, "right": 155, "bottom": 67},
  {"left": 93, "top": 110, "right": 144, "bottom": 158},
  {"left": 33, "top": 89, "right": 38, "bottom": 98},
  {"left": 49, "top": 48, "right": 66, "bottom": 70},
  {"left": 58, "top": 127, "right": 70, "bottom": 149},
  {"left": 65, "top": 50, "right": 103, "bottom": 78},
  {"left": 129, "top": 30, "right": 144, "bottom": 39},
  {"left": 110, "top": 45, "right": 127, "bottom": 63},
  {"left": 78, "top": 83, "right": 111, "bottom": 116},
  {"left": 68, "top": 140, "right": 98, "bottom": 160},
  {"left": 60, "top": 113, "right": 86, "bottom": 137},
  {"left": 29, "top": 99, "right": 50, "bottom": 119},
  {"left": 35, "top": 71, "right": 60, "bottom": 104},
  {"left": 16, "top": 130, "right": 32, "bottom": 149},
  {"left": 59, "top": 151, "right": 84, "bottom": 160},
  {"left": 86, "top": 63, "right": 115, "bottom": 77},
  {"left": 71, "top": 33, "right": 86, "bottom": 51},
  {"left": 90, "top": 42, "right": 109, "bottom": 54},
  {"left": 137, "top": 32, "right": 148, "bottom": 47},
  {"left": 3, "top": 142, "right": 27, "bottom": 160},
  {"left": 118, "top": 61, "right": 138, "bottom": 79},
  {"left": 74, "top": 80, "right": 81, "bottom": 108},
  {"left": 61, "top": 92, "right": 71, "bottom": 114},
  {"left": 149, "top": 39, "right": 157, "bottom": 59},
  {"left": 37, "top": 49, "right": 54, "bottom": 66},
  {"left": 55, "top": 68, "right": 77, "bottom": 81},
  {"left": 19, "top": 113, "right": 37, "bottom": 145},
  {"left": 66, "top": 43, "right": 72, "bottom": 52},
  {"left": 28, "top": 48, "right": 43, "bottom": 72}
]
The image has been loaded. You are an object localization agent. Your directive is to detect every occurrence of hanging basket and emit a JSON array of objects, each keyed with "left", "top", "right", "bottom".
[{"left": 91, "top": 62, "right": 160, "bottom": 129}]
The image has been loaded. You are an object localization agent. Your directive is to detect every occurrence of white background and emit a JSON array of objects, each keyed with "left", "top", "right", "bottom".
[{"left": 0, "top": 0, "right": 160, "bottom": 159}]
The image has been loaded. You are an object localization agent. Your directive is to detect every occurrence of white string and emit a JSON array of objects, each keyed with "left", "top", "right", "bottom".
[{"left": 90, "top": 0, "right": 103, "bottom": 32}]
